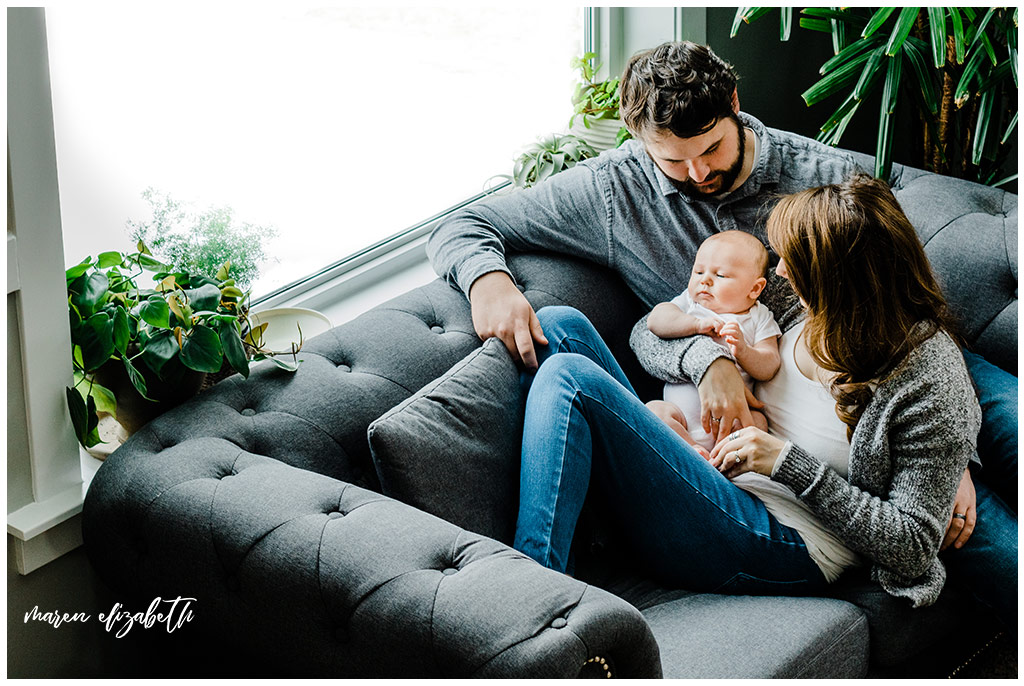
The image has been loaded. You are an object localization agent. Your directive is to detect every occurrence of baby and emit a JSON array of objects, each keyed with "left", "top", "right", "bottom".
[{"left": 645, "top": 230, "right": 781, "bottom": 457}]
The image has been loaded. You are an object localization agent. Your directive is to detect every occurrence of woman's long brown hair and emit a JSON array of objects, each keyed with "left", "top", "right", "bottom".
[{"left": 766, "top": 174, "right": 956, "bottom": 439}]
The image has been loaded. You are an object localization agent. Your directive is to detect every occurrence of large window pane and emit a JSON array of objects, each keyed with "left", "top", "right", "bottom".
[{"left": 46, "top": 5, "right": 583, "bottom": 297}]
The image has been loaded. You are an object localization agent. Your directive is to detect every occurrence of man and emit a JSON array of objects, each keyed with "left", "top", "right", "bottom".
[{"left": 428, "top": 41, "right": 863, "bottom": 442}]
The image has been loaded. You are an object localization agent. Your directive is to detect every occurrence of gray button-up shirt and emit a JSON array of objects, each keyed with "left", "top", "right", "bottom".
[{"left": 427, "top": 112, "right": 871, "bottom": 383}]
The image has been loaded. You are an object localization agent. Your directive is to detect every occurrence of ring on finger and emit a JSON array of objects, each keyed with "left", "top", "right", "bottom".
[
  {"left": 952, "top": 513, "right": 967, "bottom": 521},
  {"left": 729, "top": 431, "right": 741, "bottom": 440},
  {"left": 732, "top": 451, "right": 744, "bottom": 464}
]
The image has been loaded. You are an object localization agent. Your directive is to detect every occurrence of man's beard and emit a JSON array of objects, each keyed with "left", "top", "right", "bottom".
[{"left": 674, "top": 115, "right": 746, "bottom": 199}]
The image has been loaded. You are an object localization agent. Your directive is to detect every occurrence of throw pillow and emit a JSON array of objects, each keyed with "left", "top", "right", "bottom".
[{"left": 367, "top": 337, "right": 524, "bottom": 543}]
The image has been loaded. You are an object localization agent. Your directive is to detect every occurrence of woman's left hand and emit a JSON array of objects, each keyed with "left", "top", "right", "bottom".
[{"left": 708, "top": 427, "right": 787, "bottom": 478}]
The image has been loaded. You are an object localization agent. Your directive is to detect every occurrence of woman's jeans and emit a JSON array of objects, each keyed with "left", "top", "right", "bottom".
[{"left": 513, "top": 306, "right": 827, "bottom": 595}]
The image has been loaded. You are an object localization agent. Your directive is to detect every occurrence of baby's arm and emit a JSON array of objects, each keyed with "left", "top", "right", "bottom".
[
  {"left": 648, "top": 302, "right": 722, "bottom": 339},
  {"left": 720, "top": 323, "right": 781, "bottom": 381}
]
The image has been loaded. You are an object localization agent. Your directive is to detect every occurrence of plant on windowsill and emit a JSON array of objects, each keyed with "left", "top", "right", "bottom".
[
  {"left": 732, "top": 7, "right": 1018, "bottom": 186},
  {"left": 568, "top": 52, "right": 633, "bottom": 151},
  {"left": 506, "top": 133, "right": 597, "bottom": 189},
  {"left": 66, "top": 242, "right": 301, "bottom": 449}
]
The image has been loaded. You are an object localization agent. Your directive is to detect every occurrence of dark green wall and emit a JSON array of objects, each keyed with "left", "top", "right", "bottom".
[{"left": 704, "top": 8, "right": 916, "bottom": 168}]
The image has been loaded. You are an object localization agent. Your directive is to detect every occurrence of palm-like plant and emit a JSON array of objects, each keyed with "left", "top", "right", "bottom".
[{"left": 732, "top": 7, "right": 1018, "bottom": 186}]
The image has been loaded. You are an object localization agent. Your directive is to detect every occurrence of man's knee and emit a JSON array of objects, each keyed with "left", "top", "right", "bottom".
[{"left": 537, "top": 306, "right": 594, "bottom": 339}]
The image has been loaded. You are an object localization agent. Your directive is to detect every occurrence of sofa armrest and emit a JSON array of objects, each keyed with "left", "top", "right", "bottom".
[{"left": 83, "top": 439, "right": 661, "bottom": 677}]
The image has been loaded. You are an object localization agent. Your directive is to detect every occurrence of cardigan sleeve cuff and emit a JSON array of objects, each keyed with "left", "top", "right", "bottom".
[{"left": 770, "top": 442, "right": 825, "bottom": 496}]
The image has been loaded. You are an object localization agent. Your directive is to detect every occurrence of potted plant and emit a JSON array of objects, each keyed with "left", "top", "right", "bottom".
[
  {"left": 732, "top": 7, "right": 1017, "bottom": 186},
  {"left": 506, "top": 133, "right": 597, "bottom": 189},
  {"left": 66, "top": 242, "right": 299, "bottom": 449},
  {"left": 568, "top": 52, "right": 633, "bottom": 151}
]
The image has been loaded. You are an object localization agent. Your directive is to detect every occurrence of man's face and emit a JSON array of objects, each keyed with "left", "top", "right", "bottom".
[{"left": 642, "top": 115, "right": 745, "bottom": 197}]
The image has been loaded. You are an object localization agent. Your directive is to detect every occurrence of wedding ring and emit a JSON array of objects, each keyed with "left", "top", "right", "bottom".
[
  {"left": 711, "top": 417, "right": 722, "bottom": 423},
  {"left": 952, "top": 513, "right": 967, "bottom": 520},
  {"left": 729, "top": 431, "right": 740, "bottom": 440},
  {"left": 733, "top": 451, "right": 744, "bottom": 464}
]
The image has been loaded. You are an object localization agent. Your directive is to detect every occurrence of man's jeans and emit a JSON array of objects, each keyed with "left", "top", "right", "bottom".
[{"left": 513, "top": 306, "right": 827, "bottom": 594}]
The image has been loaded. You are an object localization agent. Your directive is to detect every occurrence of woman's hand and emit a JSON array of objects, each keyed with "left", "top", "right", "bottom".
[
  {"left": 941, "top": 467, "right": 977, "bottom": 551},
  {"left": 708, "top": 427, "right": 787, "bottom": 478}
]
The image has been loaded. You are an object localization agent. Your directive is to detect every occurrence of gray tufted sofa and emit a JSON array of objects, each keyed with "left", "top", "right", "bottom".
[{"left": 83, "top": 158, "right": 1016, "bottom": 678}]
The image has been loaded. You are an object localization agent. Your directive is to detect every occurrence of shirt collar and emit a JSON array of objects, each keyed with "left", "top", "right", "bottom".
[{"left": 643, "top": 112, "right": 780, "bottom": 202}]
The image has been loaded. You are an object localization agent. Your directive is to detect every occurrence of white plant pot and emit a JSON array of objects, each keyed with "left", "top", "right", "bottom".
[{"left": 569, "top": 117, "right": 623, "bottom": 152}]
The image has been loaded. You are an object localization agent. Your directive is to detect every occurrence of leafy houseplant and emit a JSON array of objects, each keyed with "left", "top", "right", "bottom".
[
  {"left": 509, "top": 134, "right": 596, "bottom": 189},
  {"left": 732, "top": 7, "right": 1018, "bottom": 186},
  {"left": 66, "top": 243, "right": 299, "bottom": 448},
  {"left": 569, "top": 52, "right": 633, "bottom": 149}
]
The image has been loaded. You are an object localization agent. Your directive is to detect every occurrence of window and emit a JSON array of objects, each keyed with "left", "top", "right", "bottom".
[{"left": 45, "top": 5, "right": 583, "bottom": 299}]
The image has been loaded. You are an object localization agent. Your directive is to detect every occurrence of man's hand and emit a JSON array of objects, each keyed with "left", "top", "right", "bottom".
[
  {"left": 941, "top": 467, "right": 977, "bottom": 551},
  {"left": 698, "top": 358, "right": 764, "bottom": 443},
  {"left": 468, "top": 271, "right": 548, "bottom": 369}
]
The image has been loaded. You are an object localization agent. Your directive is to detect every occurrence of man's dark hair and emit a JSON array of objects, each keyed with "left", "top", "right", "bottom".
[{"left": 620, "top": 41, "right": 738, "bottom": 140}]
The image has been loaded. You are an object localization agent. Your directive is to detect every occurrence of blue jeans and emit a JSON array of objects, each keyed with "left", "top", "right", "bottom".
[
  {"left": 513, "top": 307, "right": 827, "bottom": 594},
  {"left": 963, "top": 350, "right": 1018, "bottom": 511},
  {"left": 942, "top": 478, "right": 1017, "bottom": 632}
]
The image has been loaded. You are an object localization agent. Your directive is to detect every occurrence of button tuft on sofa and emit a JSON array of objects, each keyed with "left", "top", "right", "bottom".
[
  {"left": 430, "top": 325, "right": 445, "bottom": 334},
  {"left": 551, "top": 617, "right": 568, "bottom": 629},
  {"left": 327, "top": 511, "right": 344, "bottom": 519},
  {"left": 338, "top": 364, "right": 352, "bottom": 373},
  {"left": 441, "top": 567, "right": 458, "bottom": 576},
  {"left": 240, "top": 408, "right": 256, "bottom": 417}
]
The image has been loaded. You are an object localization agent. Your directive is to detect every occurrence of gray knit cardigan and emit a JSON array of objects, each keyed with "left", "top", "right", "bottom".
[{"left": 630, "top": 314, "right": 982, "bottom": 607}]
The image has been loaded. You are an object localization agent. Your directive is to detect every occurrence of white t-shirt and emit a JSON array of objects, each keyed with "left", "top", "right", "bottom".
[
  {"left": 733, "top": 320, "right": 862, "bottom": 581},
  {"left": 662, "top": 291, "right": 781, "bottom": 450}
]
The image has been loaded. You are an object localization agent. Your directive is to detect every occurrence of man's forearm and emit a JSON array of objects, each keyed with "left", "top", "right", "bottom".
[{"left": 630, "top": 314, "right": 732, "bottom": 384}]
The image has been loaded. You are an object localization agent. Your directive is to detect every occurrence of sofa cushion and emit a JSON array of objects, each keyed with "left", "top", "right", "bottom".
[
  {"left": 641, "top": 593, "right": 868, "bottom": 678},
  {"left": 367, "top": 337, "right": 523, "bottom": 543}
]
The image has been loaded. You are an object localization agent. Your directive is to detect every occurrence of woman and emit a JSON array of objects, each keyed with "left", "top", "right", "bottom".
[{"left": 513, "top": 174, "right": 1008, "bottom": 614}]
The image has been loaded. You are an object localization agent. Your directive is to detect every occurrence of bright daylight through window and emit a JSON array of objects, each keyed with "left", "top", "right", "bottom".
[{"left": 46, "top": 5, "right": 583, "bottom": 299}]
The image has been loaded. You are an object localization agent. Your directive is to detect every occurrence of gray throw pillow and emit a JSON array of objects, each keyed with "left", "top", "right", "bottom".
[{"left": 367, "top": 337, "right": 523, "bottom": 543}]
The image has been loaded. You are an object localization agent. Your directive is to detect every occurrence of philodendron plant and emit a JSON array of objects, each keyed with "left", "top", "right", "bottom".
[{"left": 66, "top": 242, "right": 298, "bottom": 448}]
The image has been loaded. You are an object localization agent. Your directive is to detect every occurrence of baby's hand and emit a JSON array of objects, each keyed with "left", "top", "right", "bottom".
[
  {"left": 695, "top": 317, "right": 725, "bottom": 336},
  {"left": 719, "top": 322, "right": 746, "bottom": 356}
]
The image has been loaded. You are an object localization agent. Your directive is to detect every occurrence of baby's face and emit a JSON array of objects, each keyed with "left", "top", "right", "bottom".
[{"left": 687, "top": 239, "right": 766, "bottom": 314}]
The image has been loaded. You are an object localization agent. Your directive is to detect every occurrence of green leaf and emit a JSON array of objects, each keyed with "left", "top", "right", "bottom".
[
  {"left": 180, "top": 326, "right": 223, "bottom": 373},
  {"left": 80, "top": 312, "right": 116, "bottom": 372},
  {"left": 991, "top": 172, "right": 1018, "bottom": 188},
  {"left": 954, "top": 46, "right": 989, "bottom": 107},
  {"left": 803, "top": 48, "right": 876, "bottom": 105},
  {"left": 882, "top": 52, "right": 903, "bottom": 115},
  {"left": 122, "top": 355, "right": 153, "bottom": 400},
  {"left": 799, "top": 17, "right": 831, "bottom": 33},
  {"left": 65, "top": 258, "right": 93, "bottom": 281},
  {"left": 801, "top": 8, "right": 866, "bottom": 26},
  {"left": 137, "top": 253, "right": 169, "bottom": 271},
  {"left": 862, "top": 7, "right": 896, "bottom": 39},
  {"left": 731, "top": 7, "right": 774, "bottom": 37},
  {"left": 215, "top": 260, "right": 231, "bottom": 282},
  {"left": 1002, "top": 111, "right": 1018, "bottom": 144},
  {"left": 96, "top": 251, "right": 123, "bottom": 268},
  {"left": 218, "top": 320, "right": 250, "bottom": 378},
  {"left": 831, "top": 18, "right": 847, "bottom": 54},
  {"left": 973, "top": 88, "right": 995, "bottom": 166},
  {"left": 885, "top": 7, "right": 920, "bottom": 56},
  {"left": 969, "top": 8, "right": 996, "bottom": 50},
  {"left": 111, "top": 306, "right": 131, "bottom": 355},
  {"left": 950, "top": 8, "right": 966, "bottom": 63},
  {"left": 139, "top": 328, "right": 179, "bottom": 377},
  {"left": 220, "top": 286, "right": 245, "bottom": 299},
  {"left": 184, "top": 283, "right": 221, "bottom": 313},
  {"left": 139, "top": 296, "right": 171, "bottom": 329},
  {"left": 854, "top": 46, "right": 888, "bottom": 100},
  {"left": 66, "top": 386, "right": 95, "bottom": 448},
  {"left": 926, "top": 7, "right": 946, "bottom": 68},
  {"left": 820, "top": 34, "right": 884, "bottom": 75},
  {"left": 87, "top": 379, "right": 117, "bottom": 416},
  {"left": 819, "top": 92, "right": 859, "bottom": 135},
  {"left": 780, "top": 7, "right": 793, "bottom": 41},
  {"left": 902, "top": 39, "right": 939, "bottom": 116},
  {"left": 70, "top": 271, "right": 109, "bottom": 315},
  {"left": 875, "top": 103, "right": 896, "bottom": 181}
]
